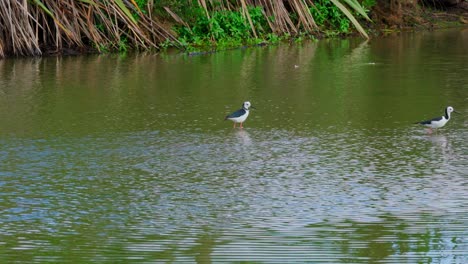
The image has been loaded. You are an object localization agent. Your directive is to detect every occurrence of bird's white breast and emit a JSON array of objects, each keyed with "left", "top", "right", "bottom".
[
  {"left": 426, "top": 117, "right": 448, "bottom": 128},
  {"left": 229, "top": 110, "right": 249, "bottom": 123}
]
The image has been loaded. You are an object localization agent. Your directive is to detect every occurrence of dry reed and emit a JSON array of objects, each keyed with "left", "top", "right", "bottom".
[{"left": 0, "top": 0, "right": 372, "bottom": 58}]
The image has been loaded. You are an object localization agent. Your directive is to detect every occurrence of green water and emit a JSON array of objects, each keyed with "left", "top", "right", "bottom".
[{"left": 0, "top": 29, "right": 467, "bottom": 263}]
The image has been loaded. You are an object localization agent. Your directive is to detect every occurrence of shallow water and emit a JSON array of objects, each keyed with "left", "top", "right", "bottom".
[{"left": 0, "top": 29, "right": 467, "bottom": 263}]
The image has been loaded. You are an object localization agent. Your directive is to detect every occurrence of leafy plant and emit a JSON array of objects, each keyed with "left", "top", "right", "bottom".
[
  {"left": 266, "top": 33, "right": 280, "bottom": 44},
  {"left": 134, "top": 0, "right": 148, "bottom": 9},
  {"left": 361, "top": 0, "right": 377, "bottom": 11},
  {"left": 174, "top": 5, "right": 269, "bottom": 51},
  {"left": 118, "top": 36, "right": 128, "bottom": 53},
  {"left": 309, "top": 0, "right": 370, "bottom": 37},
  {"left": 310, "top": 0, "right": 351, "bottom": 33}
]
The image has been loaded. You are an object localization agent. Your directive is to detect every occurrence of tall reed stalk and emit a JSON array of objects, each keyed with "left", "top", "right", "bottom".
[
  {"left": 0, "top": 0, "right": 179, "bottom": 58},
  {"left": 0, "top": 0, "right": 372, "bottom": 58}
]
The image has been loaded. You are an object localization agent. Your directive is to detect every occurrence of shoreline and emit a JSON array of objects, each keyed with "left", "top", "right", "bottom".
[{"left": 1, "top": 2, "right": 467, "bottom": 58}]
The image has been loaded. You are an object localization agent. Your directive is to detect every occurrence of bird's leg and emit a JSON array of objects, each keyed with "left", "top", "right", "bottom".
[
  {"left": 233, "top": 122, "right": 236, "bottom": 128},
  {"left": 240, "top": 122, "right": 243, "bottom": 129},
  {"left": 427, "top": 128, "right": 433, "bottom": 134}
]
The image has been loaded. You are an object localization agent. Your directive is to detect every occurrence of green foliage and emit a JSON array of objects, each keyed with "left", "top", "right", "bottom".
[
  {"left": 266, "top": 33, "right": 280, "bottom": 44},
  {"left": 361, "top": 0, "right": 377, "bottom": 11},
  {"left": 134, "top": 0, "right": 148, "bottom": 9},
  {"left": 167, "top": 1, "right": 373, "bottom": 51},
  {"left": 249, "top": 6, "right": 269, "bottom": 34},
  {"left": 118, "top": 36, "right": 128, "bottom": 53},
  {"left": 159, "top": 39, "right": 172, "bottom": 51},
  {"left": 98, "top": 44, "right": 109, "bottom": 53},
  {"left": 310, "top": 0, "right": 351, "bottom": 33},
  {"left": 295, "top": 36, "right": 304, "bottom": 43},
  {"left": 174, "top": 6, "right": 269, "bottom": 51}
]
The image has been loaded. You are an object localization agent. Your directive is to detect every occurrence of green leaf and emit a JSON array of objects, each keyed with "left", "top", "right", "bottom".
[
  {"left": 114, "top": 0, "right": 138, "bottom": 24},
  {"left": 330, "top": 0, "right": 369, "bottom": 39},
  {"left": 341, "top": 0, "right": 371, "bottom": 21}
]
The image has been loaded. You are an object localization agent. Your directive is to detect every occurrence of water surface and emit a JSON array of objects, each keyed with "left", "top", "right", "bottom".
[{"left": 0, "top": 29, "right": 467, "bottom": 263}]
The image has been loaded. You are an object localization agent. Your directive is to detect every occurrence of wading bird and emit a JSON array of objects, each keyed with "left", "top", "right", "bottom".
[
  {"left": 225, "top": 101, "right": 255, "bottom": 128},
  {"left": 415, "top": 106, "right": 459, "bottom": 134}
]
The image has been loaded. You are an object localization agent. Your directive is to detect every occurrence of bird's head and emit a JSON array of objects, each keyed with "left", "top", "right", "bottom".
[
  {"left": 243, "top": 101, "right": 255, "bottom": 110},
  {"left": 446, "top": 106, "right": 460, "bottom": 114}
]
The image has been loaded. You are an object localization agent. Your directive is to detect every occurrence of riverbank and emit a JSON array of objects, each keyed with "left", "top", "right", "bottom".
[
  {"left": 0, "top": 0, "right": 466, "bottom": 58},
  {"left": 370, "top": 0, "right": 468, "bottom": 32},
  {"left": 183, "top": 2, "right": 468, "bottom": 56}
]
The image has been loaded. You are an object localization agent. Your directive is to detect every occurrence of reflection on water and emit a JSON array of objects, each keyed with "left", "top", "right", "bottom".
[
  {"left": 232, "top": 129, "right": 252, "bottom": 146},
  {"left": 0, "top": 29, "right": 467, "bottom": 263},
  {"left": 427, "top": 134, "right": 451, "bottom": 155},
  {"left": 1, "top": 128, "right": 466, "bottom": 263}
]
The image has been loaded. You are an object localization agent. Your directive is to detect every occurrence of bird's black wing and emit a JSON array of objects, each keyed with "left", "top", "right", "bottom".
[
  {"left": 415, "top": 116, "right": 443, "bottom": 125},
  {"left": 225, "top": 109, "right": 246, "bottom": 120}
]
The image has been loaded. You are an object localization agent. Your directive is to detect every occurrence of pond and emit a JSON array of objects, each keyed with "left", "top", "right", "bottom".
[{"left": 0, "top": 29, "right": 467, "bottom": 263}]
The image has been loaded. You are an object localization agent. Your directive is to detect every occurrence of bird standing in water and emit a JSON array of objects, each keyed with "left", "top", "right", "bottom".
[
  {"left": 225, "top": 101, "right": 254, "bottom": 128},
  {"left": 415, "top": 106, "right": 458, "bottom": 134}
]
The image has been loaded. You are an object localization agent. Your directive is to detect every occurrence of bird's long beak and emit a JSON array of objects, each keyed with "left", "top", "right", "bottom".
[
  {"left": 454, "top": 111, "right": 461, "bottom": 114},
  {"left": 250, "top": 106, "right": 256, "bottom": 109}
]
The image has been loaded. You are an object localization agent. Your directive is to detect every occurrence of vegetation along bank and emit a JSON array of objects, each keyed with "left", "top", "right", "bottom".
[{"left": 0, "top": 0, "right": 467, "bottom": 58}]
